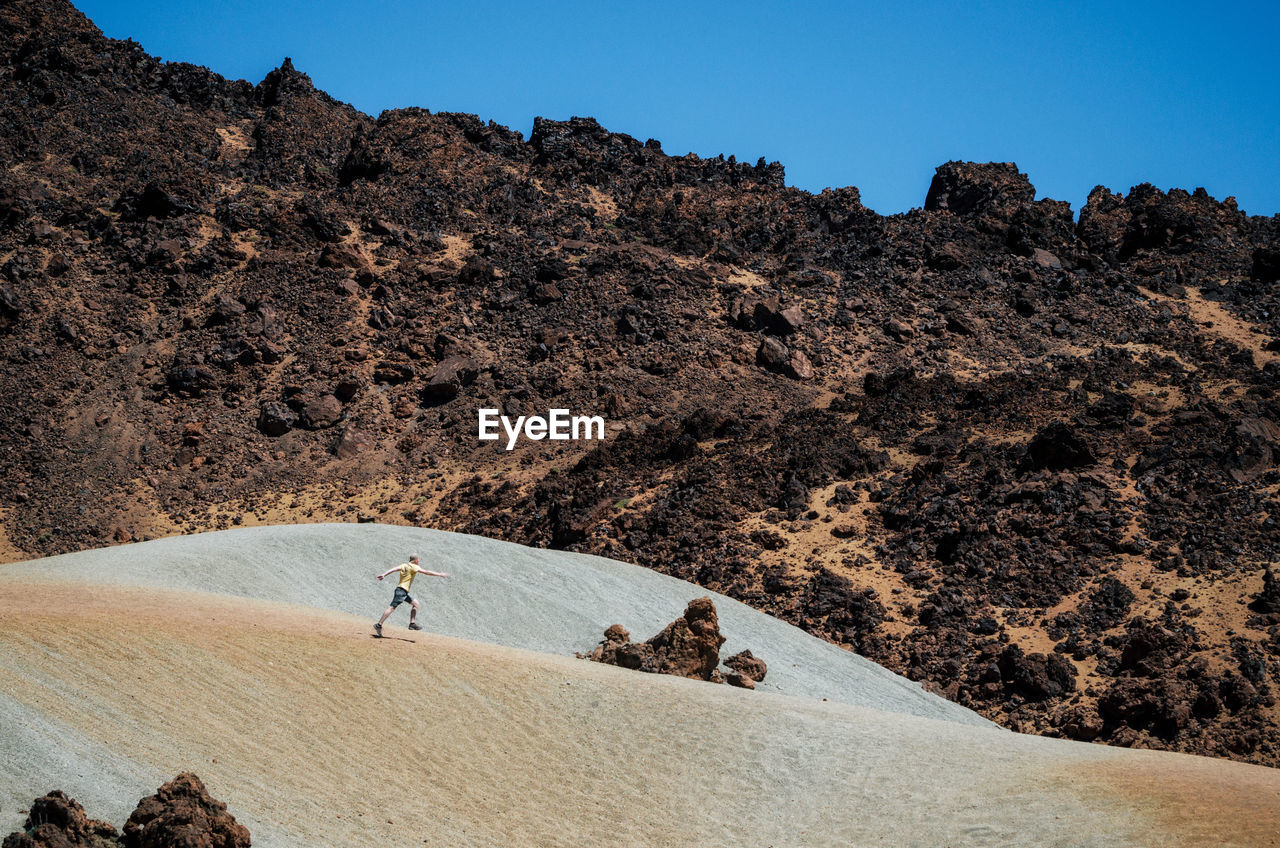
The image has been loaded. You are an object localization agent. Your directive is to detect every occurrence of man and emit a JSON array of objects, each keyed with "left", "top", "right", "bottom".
[{"left": 374, "top": 554, "right": 448, "bottom": 636}]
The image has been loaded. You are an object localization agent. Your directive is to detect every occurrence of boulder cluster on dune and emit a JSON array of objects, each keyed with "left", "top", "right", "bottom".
[
  {"left": 581, "top": 596, "right": 769, "bottom": 688},
  {"left": 3, "top": 774, "right": 249, "bottom": 848}
]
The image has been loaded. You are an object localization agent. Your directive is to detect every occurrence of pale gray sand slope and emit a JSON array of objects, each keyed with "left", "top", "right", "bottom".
[
  {"left": 1, "top": 583, "right": 1277, "bottom": 848},
  {"left": 1, "top": 523, "right": 991, "bottom": 726}
]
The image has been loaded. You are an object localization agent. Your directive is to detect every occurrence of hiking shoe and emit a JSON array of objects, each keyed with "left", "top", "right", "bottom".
[
  {"left": 374, "top": 622, "right": 383, "bottom": 637},
  {"left": 408, "top": 622, "right": 423, "bottom": 631}
]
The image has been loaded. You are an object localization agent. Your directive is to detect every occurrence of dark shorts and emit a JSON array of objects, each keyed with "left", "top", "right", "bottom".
[{"left": 389, "top": 587, "right": 416, "bottom": 608}]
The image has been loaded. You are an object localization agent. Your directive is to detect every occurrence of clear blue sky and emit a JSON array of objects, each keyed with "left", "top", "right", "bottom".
[{"left": 76, "top": 0, "right": 1279, "bottom": 217}]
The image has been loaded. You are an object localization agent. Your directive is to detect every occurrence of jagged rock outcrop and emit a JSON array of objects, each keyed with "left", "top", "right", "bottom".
[
  {"left": 582, "top": 598, "right": 770, "bottom": 687},
  {"left": 924, "top": 161, "right": 1035, "bottom": 220},
  {"left": 2, "top": 775, "right": 249, "bottom": 848},
  {"left": 1, "top": 791, "right": 118, "bottom": 848},
  {"left": 121, "top": 773, "right": 249, "bottom": 848}
]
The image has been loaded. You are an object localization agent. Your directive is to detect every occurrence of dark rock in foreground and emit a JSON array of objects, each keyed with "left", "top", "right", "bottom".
[
  {"left": 1, "top": 790, "right": 118, "bottom": 848},
  {"left": 3, "top": 774, "right": 249, "bottom": 848},
  {"left": 122, "top": 773, "right": 250, "bottom": 848}
]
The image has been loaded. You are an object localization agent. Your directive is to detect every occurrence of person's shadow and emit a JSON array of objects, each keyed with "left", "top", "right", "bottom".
[{"left": 371, "top": 634, "right": 416, "bottom": 643}]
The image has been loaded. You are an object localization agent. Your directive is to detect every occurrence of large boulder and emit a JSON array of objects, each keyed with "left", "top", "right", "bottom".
[
  {"left": 1, "top": 790, "right": 118, "bottom": 847},
  {"left": 787, "top": 349, "right": 814, "bottom": 380},
  {"left": 756, "top": 338, "right": 812, "bottom": 380},
  {"left": 1078, "top": 182, "right": 1251, "bottom": 270},
  {"left": 1253, "top": 247, "right": 1280, "bottom": 283},
  {"left": 1097, "top": 677, "right": 1195, "bottom": 741},
  {"left": 166, "top": 359, "right": 218, "bottom": 398},
  {"left": 1115, "top": 184, "right": 1247, "bottom": 261},
  {"left": 995, "top": 644, "right": 1076, "bottom": 700},
  {"left": 924, "top": 161, "right": 1035, "bottom": 220},
  {"left": 646, "top": 597, "right": 726, "bottom": 679},
  {"left": 371, "top": 360, "right": 415, "bottom": 385},
  {"left": 756, "top": 336, "right": 789, "bottom": 371},
  {"left": 422, "top": 355, "right": 478, "bottom": 401},
  {"left": 256, "top": 400, "right": 296, "bottom": 437},
  {"left": 583, "top": 597, "right": 728, "bottom": 681},
  {"left": 1228, "top": 417, "right": 1280, "bottom": 483},
  {"left": 1021, "top": 421, "right": 1095, "bottom": 472},
  {"left": 0, "top": 284, "right": 21, "bottom": 320},
  {"left": 730, "top": 293, "right": 805, "bottom": 336},
  {"left": 121, "top": 773, "right": 250, "bottom": 848},
  {"left": 318, "top": 243, "right": 370, "bottom": 274},
  {"left": 1076, "top": 185, "right": 1130, "bottom": 261},
  {"left": 114, "top": 183, "right": 194, "bottom": 221},
  {"left": 299, "top": 393, "right": 342, "bottom": 430}
]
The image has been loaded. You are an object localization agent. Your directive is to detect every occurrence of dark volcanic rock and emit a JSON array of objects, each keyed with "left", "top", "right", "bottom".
[
  {"left": 121, "top": 773, "right": 250, "bottom": 848},
  {"left": 1251, "top": 565, "right": 1280, "bottom": 614},
  {"left": 1, "top": 286, "right": 24, "bottom": 325},
  {"left": 422, "top": 355, "right": 479, "bottom": 401},
  {"left": 299, "top": 393, "right": 342, "bottom": 429},
  {"left": 2, "top": 790, "right": 118, "bottom": 848},
  {"left": 372, "top": 360, "right": 415, "bottom": 385},
  {"left": 756, "top": 337, "right": 789, "bottom": 371},
  {"left": 1253, "top": 247, "right": 1280, "bottom": 283},
  {"left": 583, "top": 597, "right": 731, "bottom": 682},
  {"left": 257, "top": 401, "right": 297, "bottom": 436},
  {"left": 1077, "top": 577, "right": 1136, "bottom": 631},
  {"left": 996, "top": 644, "right": 1076, "bottom": 700},
  {"left": 3, "top": 775, "right": 248, "bottom": 848},
  {"left": 756, "top": 337, "right": 811, "bottom": 379},
  {"left": 318, "top": 243, "right": 369, "bottom": 273},
  {"left": 787, "top": 349, "right": 814, "bottom": 380},
  {"left": 924, "top": 161, "right": 1034, "bottom": 219},
  {"left": 166, "top": 361, "right": 218, "bottom": 398},
  {"left": 116, "top": 183, "right": 193, "bottom": 221},
  {"left": 744, "top": 297, "right": 805, "bottom": 336},
  {"left": 1077, "top": 185, "right": 1130, "bottom": 260},
  {"left": 1021, "top": 421, "right": 1096, "bottom": 471}
]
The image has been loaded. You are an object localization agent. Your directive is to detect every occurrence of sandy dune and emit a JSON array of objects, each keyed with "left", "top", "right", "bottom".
[
  {"left": 0, "top": 524, "right": 993, "bottom": 723},
  {"left": 1, "top": 527, "right": 1278, "bottom": 847}
]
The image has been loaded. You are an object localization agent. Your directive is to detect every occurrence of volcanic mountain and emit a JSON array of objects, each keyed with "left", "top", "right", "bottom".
[{"left": 1, "top": 0, "right": 1278, "bottom": 768}]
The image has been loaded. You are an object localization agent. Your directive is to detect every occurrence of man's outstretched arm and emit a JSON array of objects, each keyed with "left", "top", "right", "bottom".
[
  {"left": 375, "top": 567, "right": 398, "bottom": 580},
  {"left": 420, "top": 569, "right": 449, "bottom": 578}
]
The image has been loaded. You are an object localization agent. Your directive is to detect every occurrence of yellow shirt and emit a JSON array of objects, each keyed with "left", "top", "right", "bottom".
[{"left": 396, "top": 563, "right": 422, "bottom": 591}]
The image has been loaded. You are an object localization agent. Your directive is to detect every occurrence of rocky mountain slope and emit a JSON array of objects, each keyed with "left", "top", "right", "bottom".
[{"left": 1, "top": 0, "right": 1278, "bottom": 765}]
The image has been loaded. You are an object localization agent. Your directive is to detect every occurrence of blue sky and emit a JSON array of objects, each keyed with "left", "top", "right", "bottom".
[{"left": 76, "top": 1, "right": 1279, "bottom": 216}]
